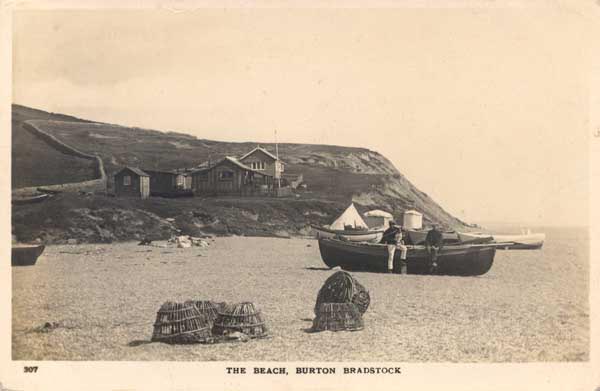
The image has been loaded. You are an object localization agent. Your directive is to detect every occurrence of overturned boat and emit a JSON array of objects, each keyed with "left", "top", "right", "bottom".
[
  {"left": 318, "top": 238, "right": 500, "bottom": 276},
  {"left": 312, "top": 203, "right": 384, "bottom": 243},
  {"left": 12, "top": 244, "right": 45, "bottom": 266}
]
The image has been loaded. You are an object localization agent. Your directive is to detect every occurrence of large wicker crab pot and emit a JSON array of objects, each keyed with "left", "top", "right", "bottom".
[
  {"left": 151, "top": 301, "right": 212, "bottom": 344},
  {"left": 191, "top": 300, "right": 222, "bottom": 327},
  {"left": 311, "top": 302, "right": 364, "bottom": 332},
  {"left": 315, "top": 271, "right": 370, "bottom": 315},
  {"left": 212, "top": 302, "right": 269, "bottom": 339}
]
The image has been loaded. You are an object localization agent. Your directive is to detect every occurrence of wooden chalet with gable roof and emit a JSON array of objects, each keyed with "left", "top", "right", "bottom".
[
  {"left": 190, "top": 156, "right": 275, "bottom": 196},
  {"left": 238, "top": 146, "right": 285, "bottom": 179}
]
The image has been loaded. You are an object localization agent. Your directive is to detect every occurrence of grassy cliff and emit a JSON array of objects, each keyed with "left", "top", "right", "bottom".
[{"left": 12, "top": 104, "right": 468, "bottom": 243}]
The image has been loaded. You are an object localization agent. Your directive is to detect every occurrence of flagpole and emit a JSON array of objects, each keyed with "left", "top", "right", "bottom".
[{"left": 275, "top": 129, "right": 280, "bottom": 189}]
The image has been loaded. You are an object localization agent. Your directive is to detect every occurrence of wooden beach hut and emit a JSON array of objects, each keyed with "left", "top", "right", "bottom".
[
  {"left": 114, "top": 167, "right": 150, "bottom": 199},
  {"left": 144, "top": 169, "right": 192, "bottom": 197}
]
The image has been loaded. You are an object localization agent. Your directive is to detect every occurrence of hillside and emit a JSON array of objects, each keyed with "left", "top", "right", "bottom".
[
  {"left": 11, "top": 104, "right": 468, "bottom": 243},
  {"left": 11, "top": 105, "right": 97, "bottom": 188}
]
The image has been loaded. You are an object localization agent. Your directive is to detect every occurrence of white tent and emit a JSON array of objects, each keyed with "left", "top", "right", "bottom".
[{"left": 330, "top": 203, "right": 369, "bottom": 230}]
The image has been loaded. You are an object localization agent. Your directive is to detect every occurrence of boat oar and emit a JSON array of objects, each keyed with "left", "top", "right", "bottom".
[
  {"left": 405, "top": 242, "right": 515, "bottom": 250},
  {"left": 462, "top": 242, "right": 516, "bottom": 248}
]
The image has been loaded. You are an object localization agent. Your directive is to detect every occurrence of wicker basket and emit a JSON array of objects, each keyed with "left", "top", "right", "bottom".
[
  {"left": 191, "top": 300, "right": 221, "bottom": 326},
  {"left": 212, "top": 302, "right": 268, "bottom": 339},
  {"left": 315, "top": 271, "right": 370, "bottom": 315},
  {"left": 151, "top": 301, "right": 212, "bottom": 344},
  {"left": 311, "top": 302, "right": 364, "bottom": 332}
]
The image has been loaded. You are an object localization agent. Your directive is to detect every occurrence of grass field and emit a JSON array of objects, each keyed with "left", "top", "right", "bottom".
[
  {"left": 11, "top": 105, "right": 97, "bottom": 189},
  {"left": 12, "top": 227, "right": 588, "bottom": 362},
  {"left": 11, "top": 120, "right": 97, "bottom": 189}
]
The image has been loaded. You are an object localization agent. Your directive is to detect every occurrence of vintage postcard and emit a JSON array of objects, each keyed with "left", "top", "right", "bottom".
[{"left": 1, "top": 0, "right": 599, "bottom": 390}]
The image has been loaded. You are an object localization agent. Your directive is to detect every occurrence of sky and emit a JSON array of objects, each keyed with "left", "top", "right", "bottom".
[{"left": 12, "top": 6, "right": 592, "bottom": 226}]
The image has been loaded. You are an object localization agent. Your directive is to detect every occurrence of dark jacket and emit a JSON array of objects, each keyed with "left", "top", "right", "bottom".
[
  {"left": 425, "top": 228, "right": 444, "bottom": 248},
  {"left": 401, "top": 229, "right": 412, "bottom": 245},
  {"left": 381, "top": 226, "right": 401, "bottom": 245}
]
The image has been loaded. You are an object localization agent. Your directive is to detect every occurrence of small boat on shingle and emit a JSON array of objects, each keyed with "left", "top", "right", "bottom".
[
  {"left": 492, "top": 232, "right": 545, "bottom": 250},
  {"left": 12, "top": 244, "right": 45, "bottom": 266},
  {"left": 311, "top": 203, "right": 384, "bottom": 243},
  {"left": 151, "top": 301, "right": 212, "bottom": 344},
  {"left": 318, "top": 238, "right": 497, "bottom": 276}
]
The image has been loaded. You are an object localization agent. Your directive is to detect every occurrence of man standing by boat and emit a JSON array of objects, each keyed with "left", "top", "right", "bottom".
[
  {"left": 381, "top": 221, "right": 408, "bottom": 274},
  {"left": 425, "top": 224, "right": 444, "bottom": 272}
]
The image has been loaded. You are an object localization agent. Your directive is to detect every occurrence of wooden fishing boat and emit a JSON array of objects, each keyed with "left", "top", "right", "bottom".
[
  {"left": 311, "top": 225, "right": 384, "bottom": 243},
  {"left": 12, "top": 193, "right": 51, "bottom": 205},
  {"left": 311, "top": 203, "right": 384, "bottom": 242},
  {"left": 457, "top": 231, "right": 494, "bottom": 244},
  {"left": 318, "top": 238, "right": 499, "bottom": 276},
  {"left": 12, "top": 244, "right": 45, "bottom": 266},
  {"left": 405, "top": 229, "right": 461, "bottom": 245},
  {"left": 492, "top": 233, "right": 545, "bottom": 250}
]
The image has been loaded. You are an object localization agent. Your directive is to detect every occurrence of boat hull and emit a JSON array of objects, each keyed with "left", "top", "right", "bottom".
[
  {"left": 318, "top": 238, "right": 495, "bottom": 276},
  {"left": 12, "top": 193, "right": 51, "bottom": 205},
  {"left": 405, "top": 229, "right": 461, "bottom": 245},
  {"left": 12, "top": 245, "right": 45, "bottom": 266},
  {"left": 492, "top": 233, "right": 545, "bottom": 250},
  {"left": 457, "top": 231, "right": 494, "bottom": 244},
  {"left": 311, "top": 225, "right": 384, "bottom": 243}
]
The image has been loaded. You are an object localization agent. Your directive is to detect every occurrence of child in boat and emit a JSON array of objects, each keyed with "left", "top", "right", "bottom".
[{"left": 381, "top": 221, "right": 408, "bottom": 274}]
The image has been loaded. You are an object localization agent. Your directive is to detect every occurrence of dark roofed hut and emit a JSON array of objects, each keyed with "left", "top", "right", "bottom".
[
  {"left": 114, "top": 167, "right": 150, "bottom": 199},
  {"left": 144, "top": 169, "right": 192, "bottom": 197},
  {"left": 191, "top": 156, "right": 274, "bottom": 196}
]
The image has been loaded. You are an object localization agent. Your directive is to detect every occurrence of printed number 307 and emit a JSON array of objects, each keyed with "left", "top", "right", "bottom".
[{"left": 24, "top": 366, "right": 38, "bottom": 373}]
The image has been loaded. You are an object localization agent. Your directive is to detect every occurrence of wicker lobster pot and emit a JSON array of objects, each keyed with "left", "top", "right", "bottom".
[
  {"left": 151, "top": 301, "right": 212, "bottom": 344},
  {"left": 191, "top": 300, "right": 221, "bottom": 326},
  {"left": 212, "top": 302, "right": 268, "bottom": 338},
  {"left": 314, "top": 271, "right": 370, "bottom": 315},
  {"left": 311, "top": 302, "right": 364, "bottom": 332}
]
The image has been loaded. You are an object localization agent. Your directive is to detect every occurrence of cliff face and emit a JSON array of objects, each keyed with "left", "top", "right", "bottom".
[
  {"left": 12, "top": 104, "right": 467, "bottom": 243},
  {"left": 271, "top": 147, "right": 466, "bottom": 228}
]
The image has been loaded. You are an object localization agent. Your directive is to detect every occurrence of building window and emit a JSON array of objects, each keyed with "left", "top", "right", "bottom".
[
  {"left": 123, "top": 175, "right": 131, "bottom": 186},
  {"left": 219, "top": 170, "right": 234, "bottom": 181},
  {"left": 261, "top": 161, "right": 265, "bottom": 170}
]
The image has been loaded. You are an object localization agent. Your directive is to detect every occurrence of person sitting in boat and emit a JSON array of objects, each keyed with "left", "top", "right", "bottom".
[
  {"left": 397, "top": 227, "right": 409, "bottom": 274},
  {"left": 425, "top": 224, "right": 444, "bottom": 271},
  {"left": 400, "top": 226, "right": 413, "bottom": 245},
  {"left": 380, "top": 221, "right": 408, "bottom": 274}
]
